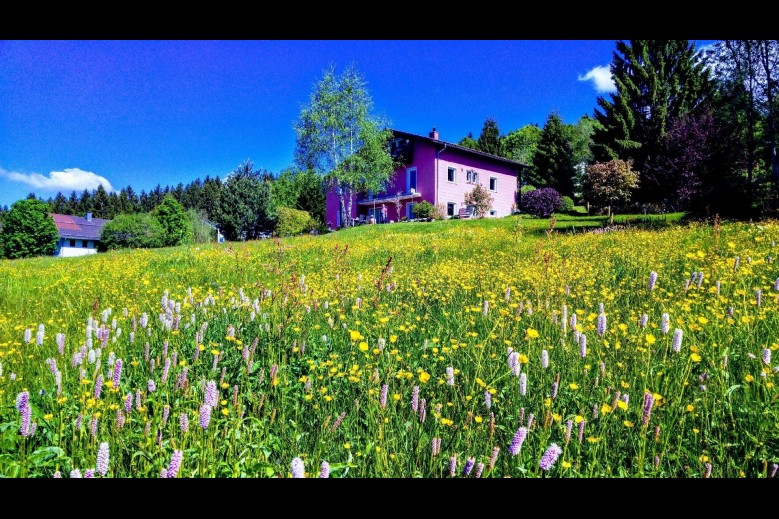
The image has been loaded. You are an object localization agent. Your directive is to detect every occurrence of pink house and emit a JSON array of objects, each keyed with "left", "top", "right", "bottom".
[{"left": 325, "top": 127, "right": 527, "bottom": 228}]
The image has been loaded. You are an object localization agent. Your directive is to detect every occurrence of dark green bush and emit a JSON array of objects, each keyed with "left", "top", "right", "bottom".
[{"left": 99, "top": 213, "right": 165, "bottom": 250}]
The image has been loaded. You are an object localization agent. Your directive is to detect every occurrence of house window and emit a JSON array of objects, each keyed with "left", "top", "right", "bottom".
[
  {"left": 68, "top": 239, "right": 75, "bottom": 247},
  {"left": 473, "top": 172, "right": 479, "bottom": 184},
  {"left": 447, "top": 202, "right": 456, "bottom": 217},
  {"left": 82, "top": 240, "right": 88, "bottom": 248},
  {"left": 489, "top": 209, "right": 497, "bottom": 217},
  {"left": 407, "top": 167, "right": 417, "bottom": 193},
  {"left": 447, "top": 167, "right": 456, "bottom": 183},
  {"left": 489, "top": 177, "right": 497, "bottom": 191},
  {"left": 466, "top": 170, "right": 472, "bottom": 183}
]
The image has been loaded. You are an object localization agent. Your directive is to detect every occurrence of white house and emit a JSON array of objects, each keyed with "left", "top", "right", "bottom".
[{"left": 51, "top": 213, "right": 110, "bottom": 257}]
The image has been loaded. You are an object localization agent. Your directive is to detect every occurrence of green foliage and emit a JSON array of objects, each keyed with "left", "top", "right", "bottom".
[
  {"left": 501, "top": 124, "right": 542, "bottom": 166},
  {"left": 477, "top": 117, "right": 502, "bottom": 156},
  {"left": 520, "top": 184, "right": 537, "bottom": 194},
  {"left": 464, "top": 184, "right": 495, "bottom": 218},
  {"left": 531, "top": 112, "right": 577, "bottom": 197},
  {"left": 294, "top": 64, "right": 395, "bottom": 226},
  {"left": 153, "top": 195, "right": 191, "bottom": 246},
  {"left": 216, "top": 160, "right": 274, "bottom": 241},
  {"left": 592, "top": 40, "right": 712, "bottom": 203},
  {"left": 560, "top": 196, "right": 575, "bottom": 213},
  {"left": 275, "top": 207, "right": 316, "bottom": 237},
  {"left": 411, "top": 200, "right": 434, "bottom": 219},
  {"left": 458, "top": 132, "right": 478, "bottom": 150},
  {"left": 0, "top": 199, "right": 59, "bottom": 259},
  {"left": 99, "top": 212, "right": 165, "bottom": 250},
  {"left": 188, "top": 209, "right": 217, "bottom": 244}
]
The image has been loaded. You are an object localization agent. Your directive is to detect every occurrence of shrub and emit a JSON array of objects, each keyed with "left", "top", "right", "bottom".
[
  {"left": 0, "top": 199, "right": 59, "bottom": 259},
  {"left": 430, "top": 203, "right": 447, "bottom": 221},
  {"left": 521, "top": 187, "right": 563, "bottom": 218},
  {"left": 520, "top": 184, "right": 537, "bottom": 194},
  {"left": 560, "top": 196, "right": 575, "bottom": 213},
  {"left": 411, "top": 200, "right": 434, "bottom": 220},
  {"left": 464, "top": 184, "right": 495, "bottom": 218},
  {"left": 276, "top": 207, "right": 316, "bottom": 237},
  {"left": 153, "top": 196, "right": 191, "bottom": 246},
  {"left": 99, "top": 213, "right": 166, "bottom": 250}
]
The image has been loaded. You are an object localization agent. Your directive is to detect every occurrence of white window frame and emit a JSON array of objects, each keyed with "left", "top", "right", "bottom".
[
  {"left": 447, "top": 167, "right": 456, "bottom": 183},
  {"left": 489, "top": 176, "right": 497, "bottom": 192}
]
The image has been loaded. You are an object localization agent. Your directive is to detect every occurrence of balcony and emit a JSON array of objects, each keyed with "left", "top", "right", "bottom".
[{"left": 357, "top": 190, "right": 421, "bottom": 206}]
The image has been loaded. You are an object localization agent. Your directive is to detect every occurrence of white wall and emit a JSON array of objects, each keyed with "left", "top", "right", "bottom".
[{"left": 58, "top": 246, "right": 98, "bottom": 257}]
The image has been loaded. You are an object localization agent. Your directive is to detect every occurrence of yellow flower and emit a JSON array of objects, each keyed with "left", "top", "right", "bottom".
[
  {"left": 389, "top": 335, "right": 398, "bottom": 343},
  {"left": 358, "top": 342, "right": 369, "bottom": 352},
  {"left": 221, "top": 408, "right": 229, "bottom": 416},
  {"left": 419, "top": 371, "right": 431, "bottom": 384},
  {"left": 587, "top": 436, "right": 601, "bottom": 443},
  {"left": 744, "top": 374, "right": 754, "bottom": 383},
  {"left": 697, "top": 316, "right": 709, "bottom": 325},
  {"left": 645, "top": 334, "right": 656, "bottom": 345},
  {"left": 690, "top": 353, "right": 702, "bottom": 362},
  {"left": 569, "top": 383, "right": 579, "bottom": 390},
  {"left": 220, "top": 382, "right": 229, "bottom": 389},
  {"left": 574, "top": 415, "right": 584, "bottom": 424},
  {"left": 623, "top": 420, "right": 634, "bottom": 427},
  {"left": 392, "top": 393, "right": 401, "bottom": 401},
  {"left": 518, "top": 354, "right": 529, "bottom": 364},
  {"left": 525, "top": 328, "right": 539, "bottom": 339},
  {"left": 562, "top": 461, "right": 572, "bottom": 469},
  {"left": 344, "top": 442, "right": 351, "bottom": 449},
  {"left": 600, "top": 403, "right": 611, "bottom": 415},
  {"left": 617, "top": 401, "right": 628, "bottom": 411},
  {"left": 686, "top": 404, "right": 695, "bottom": 412},
  {"left": 349, "top": 330, "right": 361, "bottom": 341},
  {"left": 43, "top": 413, "right": 54, "bottom": 420},
  {"left": 699, "top": 455, "right": 709, "bottom": 463},
  {"left": 474, "top": 415, "right": 483, "bottom": 423}
]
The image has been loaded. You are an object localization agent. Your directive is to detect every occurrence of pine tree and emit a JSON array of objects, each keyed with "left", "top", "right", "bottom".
[
  {"left": 592, "top": 40, "right": 712, "bottom": 203},
  {"left": 476, "top": 118, "right": 502, "bottom": 156},
  {"left": 532, "top": 112, "right": 576, "bottom": 197}
]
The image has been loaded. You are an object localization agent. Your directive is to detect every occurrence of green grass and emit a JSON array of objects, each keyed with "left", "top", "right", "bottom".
[{"left": 0, "top": 212, "right": 777, "bottom": 478}]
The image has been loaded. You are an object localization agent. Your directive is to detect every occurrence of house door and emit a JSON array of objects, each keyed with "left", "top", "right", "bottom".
[{"left": 406, "top": 202, "right": 415, "bottom": 220}]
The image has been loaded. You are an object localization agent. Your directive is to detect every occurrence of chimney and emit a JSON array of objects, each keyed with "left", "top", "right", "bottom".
[
  {"left": 429, "top": 126, "right": 439, "bottom": 140},
  {"left": 85, "top": 213, "right": 92, "bottom": 221}
]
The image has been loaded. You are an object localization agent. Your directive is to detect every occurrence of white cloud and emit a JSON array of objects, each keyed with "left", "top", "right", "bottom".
[
  {"left": 578, "top": 65, "right": 617, "bottom": 94},
  {"left": 0, "top": 167, "right": 115, "bottom": 193}
]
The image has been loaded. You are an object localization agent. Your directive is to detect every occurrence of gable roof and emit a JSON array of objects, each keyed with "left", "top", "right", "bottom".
[
  {"left": 50, "top": 213, "right": 110, "bottom": 241},
  {"left": 391, "top": 129, "right": 529, "bottom": 169}
]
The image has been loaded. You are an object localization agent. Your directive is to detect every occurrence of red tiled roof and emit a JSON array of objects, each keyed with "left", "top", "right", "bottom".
[{"left": 50, "top": 213, "right": 110, "bottom": 241}]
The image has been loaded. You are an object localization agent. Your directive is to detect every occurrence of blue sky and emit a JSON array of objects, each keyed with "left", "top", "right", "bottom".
[{"left": 0, "top": 40, "right": 715, "bottom": 208}]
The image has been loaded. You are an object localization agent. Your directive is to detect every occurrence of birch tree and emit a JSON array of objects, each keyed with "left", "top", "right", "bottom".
[{"left": 294, "top": 64, "right": 395, "bottom": 227}]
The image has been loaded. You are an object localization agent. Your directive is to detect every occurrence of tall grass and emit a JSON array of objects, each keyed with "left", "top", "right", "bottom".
[{"left": 0, "top": 214, "right": 777, "bottom": 477}]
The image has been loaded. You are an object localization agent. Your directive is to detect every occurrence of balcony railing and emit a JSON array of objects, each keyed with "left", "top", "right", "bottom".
[{"left": 357, "top": 190, "right": 421, "bottom": 205}]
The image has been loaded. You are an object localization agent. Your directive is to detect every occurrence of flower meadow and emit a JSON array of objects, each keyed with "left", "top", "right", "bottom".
[{"left": 0, "top": 215, "right": 778, "bottom": 478}]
